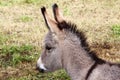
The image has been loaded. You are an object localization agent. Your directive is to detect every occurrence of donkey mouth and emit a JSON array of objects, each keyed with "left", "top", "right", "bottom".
[
  {"left": 36, "top": 64, "right": 47, "bottom": 73},
  {"left": 36, "top": 65, "right": 45, "bottom": 73}
]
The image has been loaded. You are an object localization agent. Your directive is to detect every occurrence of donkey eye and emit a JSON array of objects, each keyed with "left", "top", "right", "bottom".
[{"left": 46, "top": 45, "right": 52, "bottom": 50}]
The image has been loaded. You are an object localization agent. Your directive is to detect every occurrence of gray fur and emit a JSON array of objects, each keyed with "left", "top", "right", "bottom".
[{"left": 37, "top": 4, "right": 120, "bottom": 80}]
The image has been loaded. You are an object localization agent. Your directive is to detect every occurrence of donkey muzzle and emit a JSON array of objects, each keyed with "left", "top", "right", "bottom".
[
  {"left": 36, "top": 64, "right": 45, "bottom": 73},
  {"left": 36, "top": 57, "right": 47, "bottom": 73}
]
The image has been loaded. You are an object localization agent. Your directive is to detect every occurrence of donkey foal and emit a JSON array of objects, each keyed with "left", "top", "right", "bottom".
[{"left": 36, "top": 3, "right": 120, "bottom": 80}]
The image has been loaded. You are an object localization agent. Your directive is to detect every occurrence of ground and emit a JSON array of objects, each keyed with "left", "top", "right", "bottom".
[{"left": 0, "top": 0, "right": 120, "bottom": 80}]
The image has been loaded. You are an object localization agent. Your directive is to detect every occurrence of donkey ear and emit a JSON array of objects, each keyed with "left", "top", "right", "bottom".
[
  {"left": 41, "top": 7, "right": 60, "bottom": 33},
  {"left": 52, "top": 3, "right": 64, "bottom": 23}
]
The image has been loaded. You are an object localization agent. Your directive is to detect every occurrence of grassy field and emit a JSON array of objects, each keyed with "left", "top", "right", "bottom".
[{"left": 0, "top": 0, "right": 120, "bottom": 80}]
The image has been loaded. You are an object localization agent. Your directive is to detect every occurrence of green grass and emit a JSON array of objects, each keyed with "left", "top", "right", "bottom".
[
  {"left": 0, "top": 45, "right": 35, "bottom": 67},
  {"left": 111, "top": 24, "right": 120, "bottom": 41},
  {"left": 112, "top": 24, "right": 120, "bottom": 36},
  {"left": 8, "top": 70, "right": 70, "bottom": 80}
]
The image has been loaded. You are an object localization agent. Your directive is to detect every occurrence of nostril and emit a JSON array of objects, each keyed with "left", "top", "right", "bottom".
[
  {"left": 39, "top": 68, "right": 45, "bottom": 73},
  {"left": 36, "top": 64, "right": 45, "bottom": 73}
]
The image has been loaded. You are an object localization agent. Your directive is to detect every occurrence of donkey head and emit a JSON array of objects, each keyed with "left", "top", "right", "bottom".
[
  {"left": 36, "top": 4, "right": 65, "bottom": 72},
  {"left": 37, "top": 3, "right": 81, "bottom": 72}
]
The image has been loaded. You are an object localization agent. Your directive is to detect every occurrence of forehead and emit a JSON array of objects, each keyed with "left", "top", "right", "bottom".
[{"left": 42, "top": 32, "right": 53, "bottom": 45}]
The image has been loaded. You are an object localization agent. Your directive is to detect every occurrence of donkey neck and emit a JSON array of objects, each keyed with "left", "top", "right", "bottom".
[{"left": 61, "top": 32, "right": 95, "bottom": 80}]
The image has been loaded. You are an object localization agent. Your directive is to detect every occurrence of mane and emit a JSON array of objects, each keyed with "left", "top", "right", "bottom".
[{"left": 58, "top": 21, "right": 106, "bottom": 64}]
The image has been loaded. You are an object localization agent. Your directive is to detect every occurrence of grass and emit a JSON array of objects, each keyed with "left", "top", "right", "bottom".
[
  {"left": 17, "top": 15, "right": 33, "bottom": 22},
  {"left": 24, "top": 0, "right": 43, "bottom": 4},
  {"left": 0, "top": 33, "right": 10, "bottom": 45},
  {"left": 0, "top": 45, "right": 34, "bottom": 67},
  {"left": 0, "top": 0, "right": 48, "bottom": 6},
  {"left": 0, "top": 0, "right": 24, "bottom": 6},
  {"left": 7, "top": 70, "right": 70, "bottom": 80},
  {"left": 112, "top": 24, "right": 120, "bottom": 37},
  {"left": 0, "top": 0, "right": 120, "bottom": 80}
]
